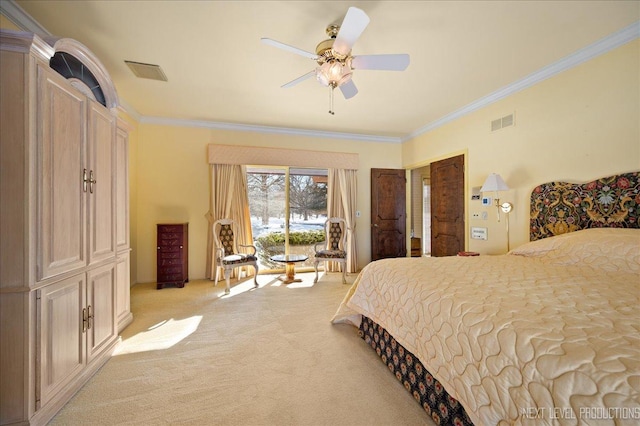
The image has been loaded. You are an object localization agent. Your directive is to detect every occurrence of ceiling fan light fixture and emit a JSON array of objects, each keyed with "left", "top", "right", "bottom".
[
  {"left": 261, "top": 6, "right": 408, "bottom": 115},
  {"left": 316, "top": 59, "right": 352, "bottom": 87}
]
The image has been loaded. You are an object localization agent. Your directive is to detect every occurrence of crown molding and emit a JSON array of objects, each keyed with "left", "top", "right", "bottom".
[
  {"left": 118, "top": 99, "right": 142, "bottom": 122},
  {"left": 403, "top": 20, "right": 640, "bottom": 142},
  {"left": 139, "top": 116, "right": 403, "bottom": 144},
  {"left": 0, "top": 0, "right": 50, "bottom": 35},
  {"left": 139, "top": 20, "right": 640, "bottom": 144},
  {"left": 0, "top": 29, "right": 53, "bottom": 61},
  {"left": 7, "top": 0, "right": 635, "bottom": 144}
]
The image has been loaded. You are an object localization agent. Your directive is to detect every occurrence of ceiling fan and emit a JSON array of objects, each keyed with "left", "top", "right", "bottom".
[{"left": 261, "top": 6, "right": 410, "bottom": 115}]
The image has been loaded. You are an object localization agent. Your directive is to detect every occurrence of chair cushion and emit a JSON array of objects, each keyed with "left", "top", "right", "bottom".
[
  {"left": 221, "top": 254, "right": 257, "bottom": 265},
  {"left": 316, "top": 249, "right": 346, "bottom": 259},
  {"left": 328, "top": 222, "right": 342, "bottom": 250},
  {"left": 219, "top": 224, "right": 235, "bottom": 255}
]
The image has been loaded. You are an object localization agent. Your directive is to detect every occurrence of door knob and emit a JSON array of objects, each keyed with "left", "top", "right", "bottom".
[{"left": 88, "top": 170, "right": 96, "bottom": 193}]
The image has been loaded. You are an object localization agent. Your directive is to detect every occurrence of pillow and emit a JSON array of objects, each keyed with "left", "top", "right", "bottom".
[{"left": 509, "top": 228, "right": 640, "bottom": 273}]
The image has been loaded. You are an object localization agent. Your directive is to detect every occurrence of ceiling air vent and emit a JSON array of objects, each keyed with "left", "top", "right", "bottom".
[
  {"left": 491, "top": 113, "right": 514, "bottom": 132},
  {"left": 125, "top": 60, "right": 168, "bottom": 81}
]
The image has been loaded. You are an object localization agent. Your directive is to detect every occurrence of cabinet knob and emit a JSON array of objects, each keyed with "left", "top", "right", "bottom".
[
  {"left": 82, "top": 169, "right": 88, "bottom": 193},
  {"left": 89, "top": 170, "right": 96, "bottom": 193},
  {"left": 157, "top": 246, "right": 160, "bottom": 250},
  {"left": 179, "top": 245, "right": 183, "bottom": 249},
  {"left": 82, "top": 308, "right": 88, "bottom": 332}
]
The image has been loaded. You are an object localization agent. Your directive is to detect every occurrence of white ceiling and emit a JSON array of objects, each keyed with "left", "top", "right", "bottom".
[{"left": 8, "top": 1, "right": 640, "bottom": 141}]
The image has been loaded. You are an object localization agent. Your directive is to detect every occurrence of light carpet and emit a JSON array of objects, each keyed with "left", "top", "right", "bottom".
[{"left": 50, "top": 272, "right": 433, "bottom": 426}]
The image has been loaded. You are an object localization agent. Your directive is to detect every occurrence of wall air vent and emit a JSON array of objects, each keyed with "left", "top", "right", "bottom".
[
  {"left": 125, "top": 60, "right": 168, "bottom": 81},
  {"left": 491, "top": 113, "right": 515, "bottom": 132}
]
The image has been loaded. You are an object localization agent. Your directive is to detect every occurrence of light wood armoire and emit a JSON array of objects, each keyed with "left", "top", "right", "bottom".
[{"left": 0, "top": 30, "right": 132, "bottom": 425}]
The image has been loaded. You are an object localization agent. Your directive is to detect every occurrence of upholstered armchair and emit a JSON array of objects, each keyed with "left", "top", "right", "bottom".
[
  {"left": 313, "top": 217, "right": 347, "bottom": 284},
  {"left": 213, "top": 219, "right": 259, "bottom": 294}
]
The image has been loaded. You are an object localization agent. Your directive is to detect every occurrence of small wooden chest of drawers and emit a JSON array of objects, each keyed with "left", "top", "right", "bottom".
[{"left": 157, "top": 223, "right": 189, "bottom": 289}]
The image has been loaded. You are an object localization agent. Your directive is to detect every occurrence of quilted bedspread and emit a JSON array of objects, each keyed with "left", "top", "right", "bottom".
[{"left": 332, "top": 229, "right": 640, "bottom": 425}]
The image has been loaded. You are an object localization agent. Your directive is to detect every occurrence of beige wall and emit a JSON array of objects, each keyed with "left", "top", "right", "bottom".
[
  {"left": 0, "top": 14, "right": 21, "bottom": 31},
  {"left": 134, "top": 125, "right": 401, "bottom": 283},
  {"left": 117, "top": 111, "right": 139, "bottom": 284},
  {"left": 403, "top": 39, "right": 640, "bottom": 254}
]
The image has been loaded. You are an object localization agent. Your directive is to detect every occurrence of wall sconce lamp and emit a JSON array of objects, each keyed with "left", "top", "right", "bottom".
[{"left": 481, "top": 173, "right": 513, "bottom": 251}]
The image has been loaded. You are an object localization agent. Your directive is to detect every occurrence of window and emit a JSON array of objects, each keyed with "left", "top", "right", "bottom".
[{"left": 247, "top": 167, "right": 328, "bottom": 271}]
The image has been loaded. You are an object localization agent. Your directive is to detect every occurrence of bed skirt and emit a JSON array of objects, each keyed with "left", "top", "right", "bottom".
[{"left": 359, "top": 316, "right": 474, "bottom": 426}]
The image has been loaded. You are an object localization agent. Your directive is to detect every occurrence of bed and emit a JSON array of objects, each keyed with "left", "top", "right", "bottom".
[{"left": 332, "top": 172, "right": 640, "bottom": 425}]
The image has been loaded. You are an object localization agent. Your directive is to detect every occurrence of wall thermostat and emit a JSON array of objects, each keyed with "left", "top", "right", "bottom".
[
  {"left": 471, "top": 227, "right": 488, "bottom": 240},
  {"left": 471, "top": 186, "right": 481, "bottom": 200}
]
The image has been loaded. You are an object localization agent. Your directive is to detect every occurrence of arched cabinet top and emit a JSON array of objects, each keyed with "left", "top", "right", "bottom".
[
  {"left": 46, "top": 36, "right": 120, "bottom": 111},
  {"left": 1, "top": 30, "right": 120, "bottom": 111}
]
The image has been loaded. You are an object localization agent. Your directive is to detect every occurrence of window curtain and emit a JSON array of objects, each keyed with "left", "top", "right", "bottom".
[
  {"left": 327, "top": 168, "right": 358, "bottom": 273},
  {"left": 205, "top": 164, "right": 253, "bottom": 280}
]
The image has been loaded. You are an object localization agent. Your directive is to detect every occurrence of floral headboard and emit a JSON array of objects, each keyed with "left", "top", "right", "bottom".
[{"left": 530, "top": 171, "right": 640, "bottom": 241}]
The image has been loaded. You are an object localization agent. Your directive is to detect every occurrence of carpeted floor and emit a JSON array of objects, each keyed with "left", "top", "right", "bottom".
[{"left": 49, "top": 272, "right": 433, "bottom": 425}]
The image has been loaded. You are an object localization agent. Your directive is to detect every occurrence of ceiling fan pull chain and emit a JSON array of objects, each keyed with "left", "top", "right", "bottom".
[{"left": 329, "top": 84, "right": 335, "bottom": 115}]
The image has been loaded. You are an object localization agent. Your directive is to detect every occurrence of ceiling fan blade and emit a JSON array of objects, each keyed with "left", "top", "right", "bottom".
[
  {"left": 333, "top": 7, "right": 370, "bottom": 56},
  {"left": 282, "top": 70, "right": 316, "bottom": 88},
  {"left": 261, "top": 38, "right": 318, "bottom": 60},
  {"left": 351, "top": 54, "right": 410, "bottom": 71},
  {"left": 339, "top": 80, "right": 358, "bottom": 99}
]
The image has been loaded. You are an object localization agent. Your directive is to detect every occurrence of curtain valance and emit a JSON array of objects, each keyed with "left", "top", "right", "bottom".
[{"left": 207, "top": 144, "right": 358, "bottom": 170}]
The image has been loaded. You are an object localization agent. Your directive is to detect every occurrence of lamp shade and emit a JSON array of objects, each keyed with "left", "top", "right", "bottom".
[{"left": 480, "top": 173, "right": 509, "bottom": 192}]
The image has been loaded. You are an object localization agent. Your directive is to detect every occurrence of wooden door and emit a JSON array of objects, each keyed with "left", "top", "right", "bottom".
[
  {"left": 37, "top": 274, "right": 86, "bottom": 408},
  {"left": 371, "top": 168, "right": 407, "bottom": 260},
  {"left": 430, "top": 155, "right": 465, "bottom": 256},
  {"left": 87, "top": 101, "right": 116, "bottom": 265},
  {"left": 37, "top": 66, "right": 87, "bottom": 281}
]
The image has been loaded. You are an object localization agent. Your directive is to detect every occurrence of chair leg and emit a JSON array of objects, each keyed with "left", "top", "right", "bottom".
[
  {"left": 341, "top": 262, "right": 347, "bottom": 284},
  {"left": 224, "top": 268, "right": 231, "bottom": 294},
  {"left": 314, "top": 260, "right": 320, "bottom": 283},
  {"left": 253, "top": 264, "right": 259, "bottom": 288}
]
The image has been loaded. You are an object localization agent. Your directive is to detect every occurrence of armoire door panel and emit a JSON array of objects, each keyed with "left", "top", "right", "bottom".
[
  {"left": 87, "top": 102, "right": 116, "bottom": 265},
  {"left": 115, "top": 125, "right": 129, "bottom": 250},
  {"left": 115, "top": 253, "right": 132, "bottom": 331},
  {"left": 37, "top": 67, "right": 87, "bottom": 281},
  {"left": 86, "top": 263, "right": 116, "bottom": 362},
  {"left": 38, "top": 274, "right": 86, "bottom": 408}
]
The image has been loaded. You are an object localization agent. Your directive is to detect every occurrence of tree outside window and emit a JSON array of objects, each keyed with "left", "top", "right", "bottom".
[{"left": 247, "top": 167, "right": 328, "bottom": 270}]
